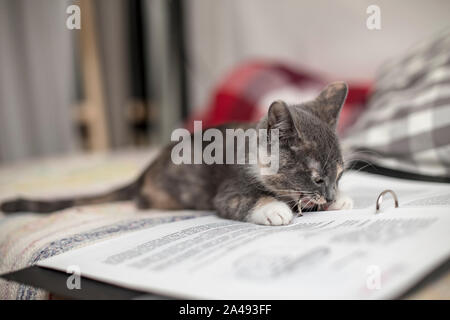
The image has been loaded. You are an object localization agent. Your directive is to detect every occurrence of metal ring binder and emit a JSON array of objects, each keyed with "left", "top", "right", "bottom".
[{"left": 376, "top": 189, "right": 399, "bottom": 213}]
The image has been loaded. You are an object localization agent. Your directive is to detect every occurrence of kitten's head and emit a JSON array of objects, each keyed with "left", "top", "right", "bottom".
[{"left": 258, "top": 82, "right": 348, "bottom": 210}]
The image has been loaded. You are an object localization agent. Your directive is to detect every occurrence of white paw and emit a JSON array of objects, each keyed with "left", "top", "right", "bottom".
[
  {"left": 247, "top": 201, "right": 294, "bottom": 226},
  {"left": 328, "top": 194, "right": 354, "bottom": 211}
]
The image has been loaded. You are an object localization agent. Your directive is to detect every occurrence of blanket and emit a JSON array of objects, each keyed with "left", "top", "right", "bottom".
[{"left": 0, "top": 149, "right": 207, "bottom": 299}]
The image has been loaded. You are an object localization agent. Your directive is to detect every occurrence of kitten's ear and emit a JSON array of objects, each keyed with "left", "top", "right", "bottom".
[
  {"left": 314, "top": 82, "right": 348, "bottom": 130},
  {"left": 267, "top": 100, "right": 294, "bottom": 133}
]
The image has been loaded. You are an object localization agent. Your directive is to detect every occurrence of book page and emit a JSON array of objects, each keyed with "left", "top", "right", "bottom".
[
  {"left": 339, "top": 171, "right": 450, "bottom": 209},
  {"left": 38, "top": 205, "right": 450, "bottom": 299}
]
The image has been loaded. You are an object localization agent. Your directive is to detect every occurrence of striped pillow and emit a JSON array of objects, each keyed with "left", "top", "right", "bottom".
[{"left": 342, "top": 30, "right": 450, "bottom": 179}]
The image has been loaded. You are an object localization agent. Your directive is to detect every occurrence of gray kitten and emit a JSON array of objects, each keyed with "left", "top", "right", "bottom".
[{"left": 0, "top": 82, "right": 353, "bottom": 225}]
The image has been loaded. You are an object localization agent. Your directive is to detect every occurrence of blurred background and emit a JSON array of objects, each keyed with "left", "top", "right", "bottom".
[{"left": 0, "top": 0, "right": 449, "bottom": 164}]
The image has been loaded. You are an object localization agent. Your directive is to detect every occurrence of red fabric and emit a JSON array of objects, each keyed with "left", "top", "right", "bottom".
[{"left": 186, "top": 61, "right": 371, "bottom": 135}]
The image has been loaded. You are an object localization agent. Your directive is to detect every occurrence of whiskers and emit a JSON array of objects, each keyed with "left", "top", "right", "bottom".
[
  {"left": 302, "top": 197, "right": 315, "bottom": 208},
  {"left": 284, "top": 198, "right": 304, "bottom": 217},
  {"left": 342, "top": 149, "right": 379, "bottom": 174},
  {"left": 269, "top": 188, "right": 315, "bottom": 196}
]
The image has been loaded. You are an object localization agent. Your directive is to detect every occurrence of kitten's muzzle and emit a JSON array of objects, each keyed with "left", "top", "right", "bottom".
[{"left": 299, "top": 194, "right": 327, "bottom": 208}]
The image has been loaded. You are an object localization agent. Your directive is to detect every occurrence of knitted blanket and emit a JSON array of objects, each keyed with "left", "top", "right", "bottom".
[{"left": 0, "top": 149, "right": 208, "bottom": 299}]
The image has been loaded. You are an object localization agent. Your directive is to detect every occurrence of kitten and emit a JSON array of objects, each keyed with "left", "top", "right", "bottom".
[{"left": 0, "top": 82, "right": 353, "bottom": 225}]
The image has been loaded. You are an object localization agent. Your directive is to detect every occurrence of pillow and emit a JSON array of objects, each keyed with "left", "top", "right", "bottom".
[
  {"left": 342, "top": 30, "right": 450, "bottom": 180},
  {"left": 185, "top": 61, "right": 370, "bottom": 135}
]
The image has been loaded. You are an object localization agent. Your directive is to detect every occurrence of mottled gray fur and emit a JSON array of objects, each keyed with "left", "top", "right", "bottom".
[{"left": 1, "top": 82, "right": 348, "bottom": 223}]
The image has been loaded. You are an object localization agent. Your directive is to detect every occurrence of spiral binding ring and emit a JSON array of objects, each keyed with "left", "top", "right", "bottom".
[{"left": 376, "top": 189, "right": 399, "bottom": 213}]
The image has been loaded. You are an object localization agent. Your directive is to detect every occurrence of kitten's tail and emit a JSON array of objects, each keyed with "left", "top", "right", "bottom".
[{"left": 0, "top": 178, "right": 143, "bottom": 214}]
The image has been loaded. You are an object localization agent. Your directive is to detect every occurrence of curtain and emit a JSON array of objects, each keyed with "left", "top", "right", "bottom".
[
  {"left": 94, "top": 0, "right": 132, "bottom": 148},
  {"left": 0, "top": 0, "right": 78, "bottom": 163}
]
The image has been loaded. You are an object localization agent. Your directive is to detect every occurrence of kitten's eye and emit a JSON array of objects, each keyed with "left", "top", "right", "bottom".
[{"left": 313, "top": 177, "right": 324, "bottom": 185}]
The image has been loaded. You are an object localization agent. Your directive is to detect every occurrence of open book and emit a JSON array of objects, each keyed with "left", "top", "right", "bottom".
[{"left": 37, "top": 171, "right": 450, "bottom": 299}]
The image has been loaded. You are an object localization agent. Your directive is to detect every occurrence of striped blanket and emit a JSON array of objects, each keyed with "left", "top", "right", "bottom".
[{"left": 0, "top": 149, "right": 209, "bottom": 299}]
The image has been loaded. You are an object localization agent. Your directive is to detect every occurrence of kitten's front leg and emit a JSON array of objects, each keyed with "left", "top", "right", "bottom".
[
  {"left": 328, "top": 190, "right": 354, "bottom": 210},
  {"left": 213, "top": 180, "right": 294, "bottom": 226},
  {"left": 247, "top": 197, "right": 294, "bottom": 225}
]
